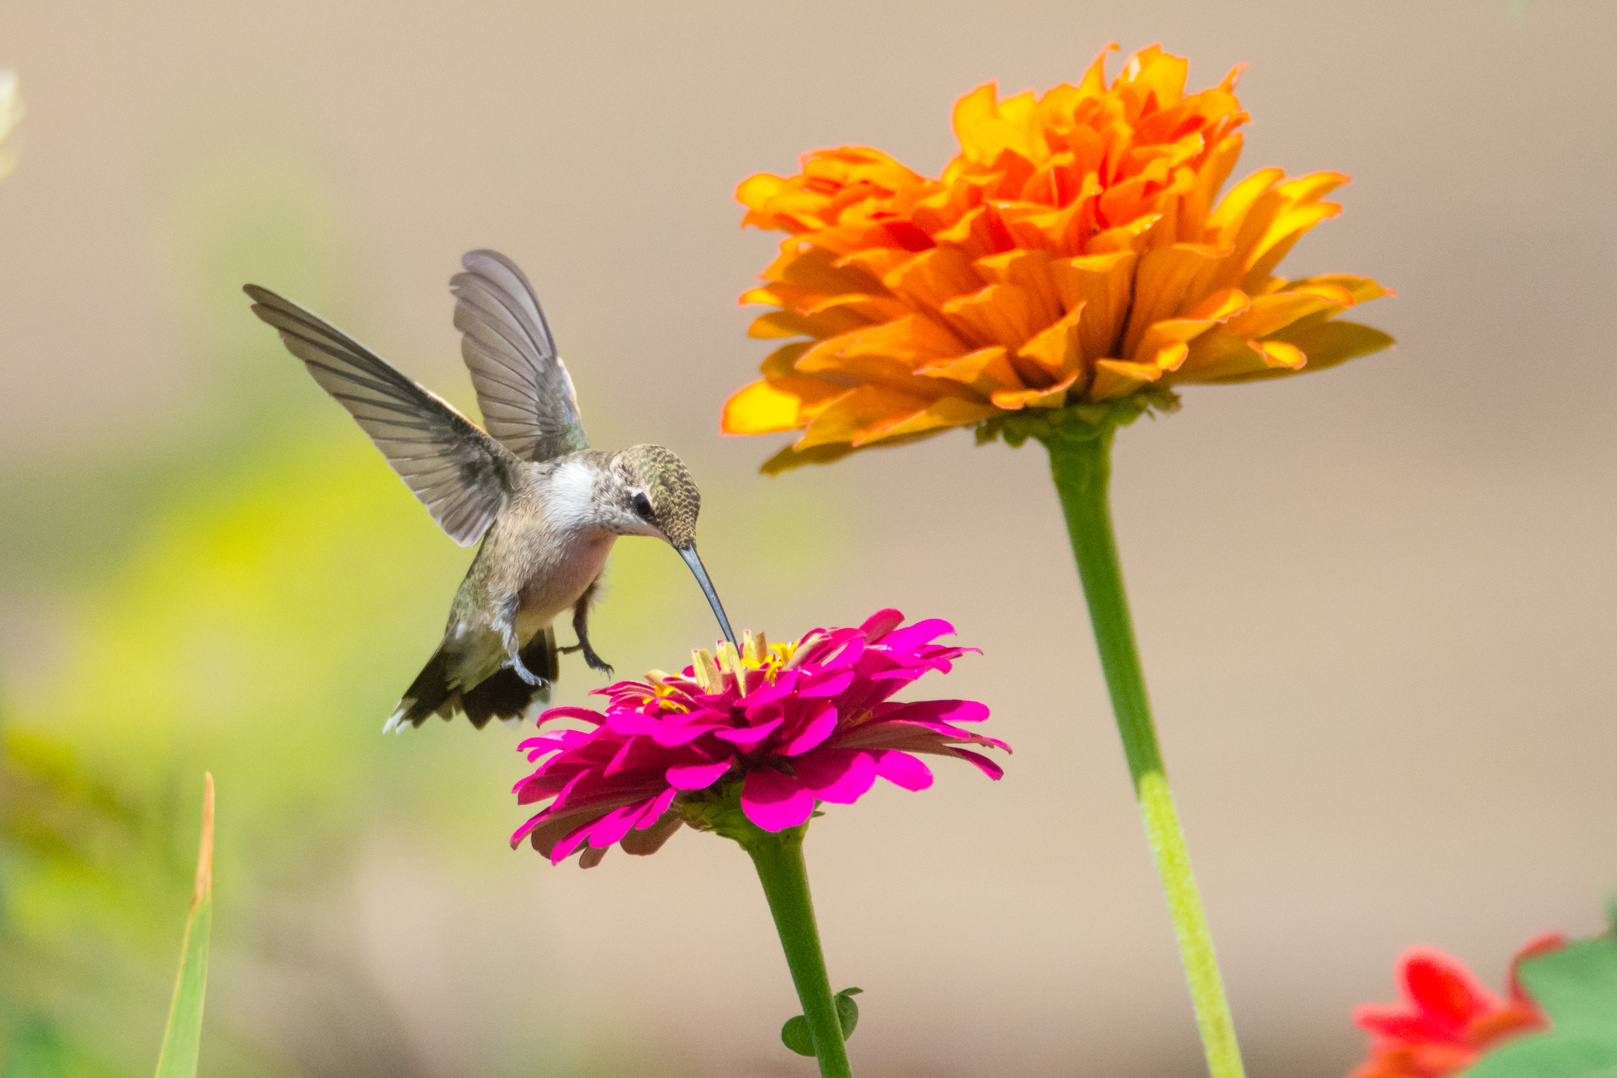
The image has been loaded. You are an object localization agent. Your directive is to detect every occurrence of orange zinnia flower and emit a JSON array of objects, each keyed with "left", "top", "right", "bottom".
[{"left": 723, "top": 44, "right": 1393, "bottom": 471}]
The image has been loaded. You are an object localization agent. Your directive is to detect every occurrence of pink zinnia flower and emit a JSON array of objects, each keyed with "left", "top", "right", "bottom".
[
  {"left": 1349, "top": 934, "right": 1566, "bottom": 1078},
  {"left": 511, "top": 609, "right": 1007, "bottom": 866}
]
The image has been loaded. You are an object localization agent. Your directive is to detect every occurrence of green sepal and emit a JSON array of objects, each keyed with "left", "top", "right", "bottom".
[
  {"left": 781, "top": 987, "right": 864, "bottom": 1056},
  {"left": 975, "top": 386, "right": 1178, "bottom": 449},
  {"left": 1465, "top": 932, "right": 1617, "bottom": 1078}
]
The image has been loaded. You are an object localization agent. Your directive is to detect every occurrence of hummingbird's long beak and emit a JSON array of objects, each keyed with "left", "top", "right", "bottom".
[{"left": 677, "top": 544, "right": 737, "bottom": 647}]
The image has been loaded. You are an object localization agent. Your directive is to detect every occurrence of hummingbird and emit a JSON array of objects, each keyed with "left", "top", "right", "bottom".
[{"left": 244, "top": 249, "right": 737, "bottom": 732}]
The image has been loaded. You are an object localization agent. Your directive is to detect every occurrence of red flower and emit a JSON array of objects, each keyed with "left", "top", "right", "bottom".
[{"left": 1350, "top": 934, "right": 1566, "bottom": 1078}]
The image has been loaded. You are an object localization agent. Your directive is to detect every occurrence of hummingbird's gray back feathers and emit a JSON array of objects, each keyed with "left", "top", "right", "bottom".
[
  {"left": 613, "top": 444, "right": 702, "bottom": 548},
  {"left": 450, "top": 250, "right": 589, "bottom": 463},
  {"left": 244, "top": 284, "right": 518, "bottom": 547}
]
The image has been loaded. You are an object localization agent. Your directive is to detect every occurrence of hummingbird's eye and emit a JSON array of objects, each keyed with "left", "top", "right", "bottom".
[{"left": 631, "top": 492, "right": 655, "bottom": 522}]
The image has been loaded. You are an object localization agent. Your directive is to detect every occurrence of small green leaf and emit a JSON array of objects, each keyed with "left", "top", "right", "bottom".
[
  {"left": 779, "top": 987, "right": 865, "bottom": 1056},
  {"left": 835, "top": 987, "right": 863, "bottom": 1040},
  {"left": 154, "top": 774, "right": 214, "bottom": 1078},
  {"left": 1467, "top": 933, "right": 1617, "bottom": 1078},
  {"left": 780, "top": 1015, "right": 814, "bottom": 1056}
]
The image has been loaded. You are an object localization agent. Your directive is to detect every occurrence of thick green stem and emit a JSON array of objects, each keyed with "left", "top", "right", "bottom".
[
  {"left": 745, "top": 827, "right": 853, "bottom": 1078},
  {"left": 1041, "top": 428, "right": 1245, "bottom": 1078}
]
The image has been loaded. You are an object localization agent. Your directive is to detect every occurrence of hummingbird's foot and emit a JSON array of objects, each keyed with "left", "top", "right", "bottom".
[
  {"left": 561, "top": 640, "right": 614, "bottom": 677},
  {"left": 566, "top": 581, "right": 613, "bottom": 677},
  {"left": 504, "top": 651, "right": 545, "bottom": 687}
]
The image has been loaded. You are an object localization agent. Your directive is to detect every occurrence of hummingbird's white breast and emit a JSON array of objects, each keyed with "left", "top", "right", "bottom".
[{"left": 509, "top": 457, "right": 617, "bottom": 641}]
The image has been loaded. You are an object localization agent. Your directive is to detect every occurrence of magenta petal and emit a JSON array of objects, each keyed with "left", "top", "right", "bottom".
[
  {"left": 714, "top": 717, "right": 783, "bottom": 748},
  {"left": 604, "top": 737, "right": 638, "bottom": 775},
  {"left": 537, "top": 706, "right": 609, "bottom": 727},
  {"left": 636, "top": 787, "right": 678, "bottom": 827},
  {"left": 587, "top": 803, "right": 644, "bottom": 848},
  {"left": 858, "top": 608, "right": 906, "bottom": 642},
  {"left": 649, "top": 722, "right": 725, "bottom": 747},
  {"left": 949, "top": 747, "right": 1005, "bottom": 779},
  {"left": 742, "top": 701, "right": 786, "bottom": 726},
  {"left": 604, "top": 710, "right": 663, "bottom": 736},
  {"left": 741, "top": 669, "right": 799, "bottom": 706},
  {"left": 798, "top": 667, "right": 856, "bottom": 698},
  {"left": 794, "top": 748, "right": 877, "bottom": 804},
  {"left": 666, "top": 757, "right": 735, "bottom": 789},
  {"left": 740, "top": 769, "right": 816, "bottom": 831},
  {"left": 874, "top": 750, "right": 934, "bottom": 791},
  {"left": 549, "top": 819, "right": 596, "bottom": 864},
  {"left": 877, "top": 618, "right": 956, "bottom": 653},
  {"left": 821, "top": 637, "right": 865, "bottom": 672},
  {"left": 877, "top": 699, "right": 990, "bottom": 725},
  {"left": 780, "top": 701, "right": 838, "bottom": 756},
  {"left": 511, "top": 813, "right": 544, "bottom": 848}
]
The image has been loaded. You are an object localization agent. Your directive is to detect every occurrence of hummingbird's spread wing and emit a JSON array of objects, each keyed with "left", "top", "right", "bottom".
[
  {"left": 244, "top": 285, "right": 518, "bottom": 547},
  {"left": 450, "top": 250, "right": 590, "bottom": 463}
]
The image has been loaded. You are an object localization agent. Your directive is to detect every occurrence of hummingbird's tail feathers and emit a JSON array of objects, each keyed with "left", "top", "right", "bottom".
[
  {"left": 451, "top": 250, "right": 590, "bottom": 463},
  {"left": 384, "top": 625, "right": 560, "bottom": 732},
  {"left": 243, "top": 284, "right": 517, "bottom": 547}
]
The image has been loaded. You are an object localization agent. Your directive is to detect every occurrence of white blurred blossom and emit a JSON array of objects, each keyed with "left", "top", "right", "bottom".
[{"left": 0, "top": 71, "right": 19, "bottom": 176}]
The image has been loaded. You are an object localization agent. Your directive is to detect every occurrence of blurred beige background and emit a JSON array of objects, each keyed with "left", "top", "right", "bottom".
[{"left": 1, "top": 1, "right": 1614, "bottom": 1076}]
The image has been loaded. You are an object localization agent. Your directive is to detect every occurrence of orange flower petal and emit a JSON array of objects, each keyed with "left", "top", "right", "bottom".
[
  {"left": 1017, "top": 304, "right": 1086, "bottom": 381},
  {"left": 797, "top": 339, "right": 915, "bottom": 383},
  {"left": 857, "top": 394, "right": 1002, "bottom": 444},
  {"left": 796, "top": 383, "right": 994, "bottom": 450},
  {"left": 1259, "top": 319, "right": 1395, "bottom": 377},
  {"left": 1135, "top": 317, "right": 1219, "bottom": 363},
  {"left": 1122, "top": 245, "right": 1220, "bottom": 357},
  {"left": 942, "top": 283, "right": 1045, "bottom": 350},
  {"left": 992, "top": 370, "right": 1083, "bottom": 410},
  {"left": 933, "top": 202, "right": 1017, "bottom": 259},
  {"left": 764, "top": 243, "right": 889, "bottom": 296},
  {"left": 1184, "top": 287, "right": 1248, "bottom": 322},
  {"left": 1286, "top": 274, "right": 1392, "bottom": 305},
  {"left": 747, "top": 305, "right": 874, "bottom": 340},
  {"left": 953, "top": 85, "right": 1044, "bottom": 168},
  {"left": 1048, "top": 251, "right": 1136, "bottom": 361},
  {"left": 1090, "top": 358, "right": 1165, "bottom": 400},
  {"left": 975, "top": 249, "right": 1064, "bottom": 327},
  {"left": 1222, "top": 291, "right": 1339, "bottom": 339},
  {"left": 722, "top": 378, "right": 845, "bottom": 434},
  {"left": 884, "top": 246, "right": 984, "bottom": 312},
  {"left": 841, "top": 314, "right": 970, "bottom": 367},
  {"left": 1174, "top": 330, "right": 1270, "bottom": 383},
  {"left": 760, "top": 341, "right": 812, "bottom": 378},
  {"left": 917, "top": 345, "right": 1025, "bottom": 396}
]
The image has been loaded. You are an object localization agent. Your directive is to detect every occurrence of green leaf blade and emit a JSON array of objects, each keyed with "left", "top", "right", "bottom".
[{"left": 153, "top": 774, "right": 214, "bottom": 1078}]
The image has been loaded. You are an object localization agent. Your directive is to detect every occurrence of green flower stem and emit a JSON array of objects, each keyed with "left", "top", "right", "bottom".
[
  {"left": 1041, "top": 427, "right": 1245, "bottom": 1078},
  {"left": 744, "top": 825, "right": 853, "bottom": 1078}
]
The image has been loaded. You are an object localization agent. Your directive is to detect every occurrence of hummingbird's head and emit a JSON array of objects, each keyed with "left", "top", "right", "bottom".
[
  {"left": 609, "top": 444, "right": 737, "bottom": 649},
  {"left": 610, "top": 444, "right": 701, "bottom": 549}
]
